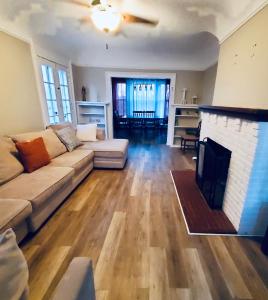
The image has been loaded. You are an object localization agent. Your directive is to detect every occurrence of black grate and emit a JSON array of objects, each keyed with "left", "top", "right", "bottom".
[{"left": 196, "top": 138, "right": 232, "bottom": 210}]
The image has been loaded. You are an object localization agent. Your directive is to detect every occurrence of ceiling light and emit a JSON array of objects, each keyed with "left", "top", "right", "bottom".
[{"left": 91, "top": 5, "right": 122, "bottom": 33}]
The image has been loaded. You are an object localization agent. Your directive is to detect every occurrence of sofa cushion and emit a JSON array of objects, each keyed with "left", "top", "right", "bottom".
[
  {"left": 76, "top": 124, "right": 97, "bottom": 142},
  {"left": 0, "top": 199, "right": 32, "bottom": 232},
  {"left": 0, "top": 145, "right": 24, "bottom": 185},
  {"left": 50, "top": 149, "right": 94, "bottom": 172},
  {"left": 96, "top": 128, "right": 105, "bottom": 141},
  {"left": 49, "top": 123, "right": 105, "bottom": 141},
  {"left": 0, "top": 229, "right": 29, "bottom": 300},
  {"left": 48, "top": 122, "right": 74, "bottom": 132},
  {"left": 79, "top": 139, "right": 129, "bottom": 158},
  {"left": 10, "top": 128, "right": 67, "bottom": 159},
  {"left": 55, "top": 127, "right": 82, "bottom": 152},
  {"left": 0, "top": 166, "right": 74, "bottom": 209},
  {"left": 16, "top": 137, "right": 50, "bottom": 173},
  {"left": 0, "top": 136, "right": 18, "bottom": 155}
]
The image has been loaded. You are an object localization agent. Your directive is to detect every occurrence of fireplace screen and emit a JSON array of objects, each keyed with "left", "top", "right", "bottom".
[{"left": 196, "top": 138, "right": 231, "bottom": 209}]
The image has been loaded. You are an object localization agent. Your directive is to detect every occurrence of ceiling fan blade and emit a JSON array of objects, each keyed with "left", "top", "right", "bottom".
[
  {"left": 122, "top": 14, "right": 158, "bottom": 26},
  {"left": 91, "top": 0, "right": 101, "bottom": 5}
]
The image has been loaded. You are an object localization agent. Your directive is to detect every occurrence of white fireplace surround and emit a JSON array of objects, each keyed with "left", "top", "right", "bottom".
[{"left": 200, "top": 111, "right": 268, "bottom": 235}]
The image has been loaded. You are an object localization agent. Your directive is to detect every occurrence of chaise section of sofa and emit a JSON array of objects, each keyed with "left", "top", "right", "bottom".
[
  {"left": 0, "top": 199, "right": 32, "bottom": 242},
  {"left": 79, "top": 139, "right": 129, "bottom": 169},
  {"left": 49, "top": 122, "right": 129, "bottom": 169}
]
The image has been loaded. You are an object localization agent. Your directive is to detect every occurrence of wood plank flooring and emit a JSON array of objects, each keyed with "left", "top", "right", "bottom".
[{"left": 21, "top": 143, "right": 268, "bottom": 300}]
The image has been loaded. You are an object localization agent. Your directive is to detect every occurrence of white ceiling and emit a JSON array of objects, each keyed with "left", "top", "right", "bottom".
[{"left": 0, "top": 0, "right": 267, "bottom": 70}]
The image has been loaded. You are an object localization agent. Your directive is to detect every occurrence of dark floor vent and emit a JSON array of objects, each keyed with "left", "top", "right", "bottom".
[{"left": 196, "top": 138, "right": 231, "bottom": 209}]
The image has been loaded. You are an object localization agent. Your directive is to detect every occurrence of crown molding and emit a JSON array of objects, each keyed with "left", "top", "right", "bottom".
[{"left": 219, "top": 1, "right": 268, "bottom": 44}]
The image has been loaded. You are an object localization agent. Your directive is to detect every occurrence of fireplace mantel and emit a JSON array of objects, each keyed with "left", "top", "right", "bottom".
[{"left": 199, "top": 105, "right": 268, "bottom": 122}]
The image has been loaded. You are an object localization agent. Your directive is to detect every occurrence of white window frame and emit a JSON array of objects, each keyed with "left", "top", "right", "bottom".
[{"left": 38, "top": 57, "right": 76, "bottom": 125}]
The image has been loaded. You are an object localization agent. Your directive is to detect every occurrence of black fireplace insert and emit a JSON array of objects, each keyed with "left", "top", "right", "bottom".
[{"left": 196, "top": 138, "right": 231, "bottom": 209}]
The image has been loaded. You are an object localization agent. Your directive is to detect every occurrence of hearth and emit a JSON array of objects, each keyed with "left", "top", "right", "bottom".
[
  {"left": 198, "top": 105, "right": 268, "bottom": 235},
  {"left": 196, "top": 138, "right": 231, "bottom": 210}
]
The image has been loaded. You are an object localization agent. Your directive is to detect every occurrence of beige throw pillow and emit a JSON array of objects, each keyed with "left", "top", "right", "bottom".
[
  {"left": 0, "top": 146, "right": 24, "bottom": 185},
  {"left": 76, "top": 124, "right": 97, "bottom": 142},
  {"left": 10, "top": 128, "right": 67, "bottom": 159},
  {"left": 0, "top": 229, "right": 29, "bottom": 300}
]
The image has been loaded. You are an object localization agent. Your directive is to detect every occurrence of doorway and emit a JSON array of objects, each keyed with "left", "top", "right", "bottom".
[{"left": 111, "top": 77, "right": 170, "bottom": 144}]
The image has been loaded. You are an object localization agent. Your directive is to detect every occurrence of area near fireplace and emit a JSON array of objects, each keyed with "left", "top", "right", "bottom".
[{"left": 199, "top": 105, "right": 268, "bottom": 236}]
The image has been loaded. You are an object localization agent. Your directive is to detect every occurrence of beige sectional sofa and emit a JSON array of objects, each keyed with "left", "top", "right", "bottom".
[
  {"left": 0, "top": 199, "right": 32, "bottom": 242},
  {"left": 0, "top": 125, "right": 128, "bottom": 243}
]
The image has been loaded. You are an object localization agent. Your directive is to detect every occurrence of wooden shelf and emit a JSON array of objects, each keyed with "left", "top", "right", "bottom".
[
  {"left": 81, "top": 112, "right": 104, "bottom": 116},
  {"left": 76, "top": 101, "right": 109, "bottom": 138},
  {"left": 199, "top": 105, "right": 268, "bottom": 122},
  {"left": 77, "top": 101, "right": 109, "bottom": 106},
  {"left": 172, "top": 104, "right": 200, "bottom": 146},
  {"left": 174, "top": 126, "right": 198, "bottom": 129},
  {"left": 172, "top": 104, "right": 198, "bottom": 109},
  {"left": 175, "top": 115, "right": 199, "bottom": 118}
]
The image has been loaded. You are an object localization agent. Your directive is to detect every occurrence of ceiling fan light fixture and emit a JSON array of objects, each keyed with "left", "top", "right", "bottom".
[{"left": 91, "top": 5, "right": 121, "bottom": 33}]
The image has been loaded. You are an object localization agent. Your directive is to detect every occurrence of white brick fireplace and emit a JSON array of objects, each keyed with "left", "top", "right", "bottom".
[{"left": 200, "top": 106, "right": 268, "bottom": 235}]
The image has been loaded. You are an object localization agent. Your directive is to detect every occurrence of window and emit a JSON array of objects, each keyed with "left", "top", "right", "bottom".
[
  {"left": 40, "top": 60, "right": 74, "bottom": 124},
  {"left": 41, "top": 65, "right": 59, "bottom": 124},
  {"left": 115, "top": 82, "right": 126, "bottom": 116},
  {"left": 128, "top": 79, "right": 170, "bottom": 118},
  {"left": 112, "top": 78, "right": 170, "bottom": 119},
  {"left": 58, "top": 69, "right": 72, "bottom": 122}
]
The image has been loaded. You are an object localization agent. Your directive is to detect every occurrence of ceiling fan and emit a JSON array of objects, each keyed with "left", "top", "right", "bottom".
[{"left": 65, "top": 0, "right": 158, "bottom": 33}]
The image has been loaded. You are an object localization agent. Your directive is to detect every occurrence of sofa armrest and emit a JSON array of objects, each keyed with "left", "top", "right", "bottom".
[
  {"left": 96, "top": 128, "right": 105, "bottom": 140},
  {"left": 52, "top": 258, "right": 95, "bottom": 300}
]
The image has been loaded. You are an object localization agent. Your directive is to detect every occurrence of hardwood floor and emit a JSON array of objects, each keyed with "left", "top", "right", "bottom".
[{"left": 21, "top": 143, "right": 268, "bottom": 300}]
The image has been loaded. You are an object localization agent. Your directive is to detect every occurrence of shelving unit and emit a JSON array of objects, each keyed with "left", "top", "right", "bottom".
[
  {"left": 76, "top": 101, "right": 109, "bottom": 138},
  {"left": 172, "top": 104, "right": 200, "bottom": 147}
]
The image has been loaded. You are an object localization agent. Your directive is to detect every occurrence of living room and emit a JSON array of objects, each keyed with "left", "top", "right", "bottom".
[{"left": 0, "top": 1, "right": 268, "bottom": 300}]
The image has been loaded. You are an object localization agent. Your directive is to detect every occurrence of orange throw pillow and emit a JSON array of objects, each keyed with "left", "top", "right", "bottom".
[{"left": 16, "top": 137, "right": 50, "bottom": 173}]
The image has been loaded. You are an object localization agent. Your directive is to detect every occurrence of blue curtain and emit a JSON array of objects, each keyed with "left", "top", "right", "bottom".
[{"left": 126, "top": 79, "right": 168, "bottom": 118}]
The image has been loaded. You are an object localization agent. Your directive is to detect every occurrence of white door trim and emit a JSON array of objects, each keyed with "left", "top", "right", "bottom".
[
  {"left": 105, "top": 71, "right": 176, "bottom": 144},
  {"left": 38, "top": 57, "right": 76, "bottom": 125}
]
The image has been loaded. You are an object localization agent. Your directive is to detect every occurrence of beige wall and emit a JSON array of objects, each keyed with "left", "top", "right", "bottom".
[
  {"left": 202, "top": 64, "right": 217, "bottom": 105},
  {"left": 213, "top": 5, "right": 268, "bottom": 108},
  {"left": 72, "top": 65, "right": 212, "bottom": 105},
  {"left": 0, "top": 31, "right": 44, "bottom": 135}
]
